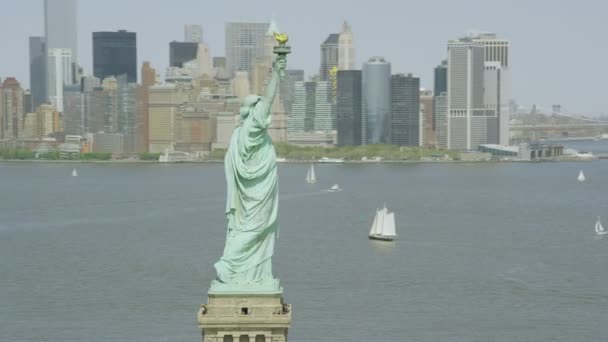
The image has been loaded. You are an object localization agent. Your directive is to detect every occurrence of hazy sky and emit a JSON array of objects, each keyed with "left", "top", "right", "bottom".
[{"left": 1, "top": 0, "right": 607, "bottom": 115}]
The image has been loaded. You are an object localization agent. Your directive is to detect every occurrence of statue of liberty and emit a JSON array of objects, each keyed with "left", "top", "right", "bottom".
[{"left": 211, "top": 35, "right": 289, "bottom": 293}]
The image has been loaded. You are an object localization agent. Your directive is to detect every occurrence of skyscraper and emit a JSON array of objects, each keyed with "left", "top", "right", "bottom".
[
  {"left": 62, "top": 84, "right": 84, "bottom": 135},
  {"left": 184, "top": 24, "right": 203, "bottom": 43},
  {"left": 447, "top": 38, "right": 491, "bottom": 150},
  {"left": 473, "top": 32, "right": 510, "bottom": 145},
  {"left": 169, "top": 41, "right": 198, "bottom": 67},
  {"left": 0, "top": 78, "right": 25, "bottom": 139},
  {"left": 225, "top": 22, "right": 269, "bottom": 77},
  {"left": 320, "top": 34, "right": 339, "bottom": 81},
  {"left": 44, "top": 0, "right": 78, "bottom": 62},
  {"left": 433, "top": 60, "right": 447, "bottom": 96},
  {"left": 484, "top": 62, "right": 509, "bottom": 145},
  {"left": 420, "top": 90, "right": 435, "bottom": 147},
  {"left": 338, "top": 21, "right": 355, "bottom": 70},
  {"left": 29, "top": 37, "right": 47, "bottom": 109},
  {"left": 336, "top": 70, "right": 362, "bottom": 146},
  {"left": 389, "top": 74, "right": 420, "bottom": 146},
  {"left": 362, "top": 57, "right": 391, "bottom": 144},
  {"left": 138, "top": 62, "right": 156, "bottom": 152},
  {"left": 47, "top": 48, "right": 73, "bottom": 112},
  {"left": 280, "top": 70, "right": 304, "bottom": 116},
  {"left": 433, "top": 59, "right": 448, "bottom": 134},
  {"left": 472, "top": 33, "right": 509, "bottom": 68},
  {"left": 289, "top": 82, "right": 317, "bottom": 133},
  {"left": 93, "top": 30, "right": 137, "bottom": 83}
]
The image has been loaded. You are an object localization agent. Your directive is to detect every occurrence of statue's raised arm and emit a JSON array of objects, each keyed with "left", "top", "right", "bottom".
[{"left": 256, "top": 57, "right": 286, "bottom": 120}]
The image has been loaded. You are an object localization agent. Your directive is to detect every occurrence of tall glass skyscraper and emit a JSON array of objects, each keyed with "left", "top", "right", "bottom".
[
  {"left": 93, "top": 30, "right": 137, "bottom": 83},
  {"left": 362, "top": 57, "right": 391, "bottom": 144},
  {"left": 389, "top": 74, "right": 420, "bottom": 146},
  {"left": 29, "top": 37, "right": 47, "bottom": 109},
  {"left": 336, "top": 70, "right": 362, "bottom": 146}
]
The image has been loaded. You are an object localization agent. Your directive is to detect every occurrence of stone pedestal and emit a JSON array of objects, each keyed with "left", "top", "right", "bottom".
[{"left": 198, "top": 292, "right": 291, "bottom": 342}]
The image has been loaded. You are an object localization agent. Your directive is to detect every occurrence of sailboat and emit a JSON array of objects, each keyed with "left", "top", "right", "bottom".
[
  {"left": 578, "top": 170, "right": 586, "bottom": 182},
  {"left": 71, "top": 168, "right": 78, "bottom": 177},
  {"left": 596, "top": 216, "right": 607, "bottom": 235},
  {"left": 306, "top": 164, "right": 317, "bottom": 183},
  {"left": 368, "top": 206, "right": 397, "bottom": 241}
]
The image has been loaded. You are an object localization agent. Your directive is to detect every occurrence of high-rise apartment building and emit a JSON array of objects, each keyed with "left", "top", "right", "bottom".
[
  {"left": 338, "top": 22, "right": 355, "bottom": 70},
  {"left": 184, "top": 24, "right": 203, "bottom": 43},
  {"left": 0, "top": 78, "right": 25, "bottom": 139},
  {"left": 447, "top": 38, "right": 494, "bottom": 150},
  {"left": 336, "top": 70, "right": 362, "bottom": 146},
  {"left": 93, "top": 30, "right": 137, "bottom": 83},
  {"left": 389, "top": 74, "right": 420, "bottom": 146},
  {"left": 225, "top": 22, "right": 269, "bottom": 77},
  {"left": 36, "top": 103, "right": 58, "bottom": 138},
  {"left": 138, "top": 61, "right": 156, "bottom": 152},
  {"left": 362, "top": 57, "right": 391, "bottom": 144},
  {"left": 47, "top": 48, "right": 73, "bottom": 112},
  {"left": 29, "top": 37, "right": 47, "bottom": 109}
]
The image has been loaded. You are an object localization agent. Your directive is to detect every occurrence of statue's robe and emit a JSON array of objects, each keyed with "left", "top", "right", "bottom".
[{"left": 214, "top": 99, "right": 278, "bottom": 285}]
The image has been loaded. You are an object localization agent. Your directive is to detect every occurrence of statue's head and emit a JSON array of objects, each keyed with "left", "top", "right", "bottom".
[{"left": 240, "top": 95, "right": 261, "bottom": 119}]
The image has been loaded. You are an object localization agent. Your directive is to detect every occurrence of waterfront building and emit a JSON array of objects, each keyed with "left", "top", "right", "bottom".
[
  {"left": 447, "top": 38, "right": 494, "bottom": 150},
  {"left": 23, "top": 112, "right": 38, "bottom": 139},
  {"left": 230, "top": 71, "right": 251, "bottom": 101},
  {"left": 336, "top": 70, "right": 362, "bottom": 146},
  {"left": 420, "top": 90, "right": 435, "bottom": 147},
  {"left": 92, "top": 132, "right": 124, "bottom": 154},
  {"left": 389, "top": 74, "right": 420, "bottom": 146},
  {"left": 137, "top": 61, "right": 156, "bottom": 152},
  {"left": 0, "top": 78, "right": 25, "bottom": 140},
  {"left": 36, "top": 103, "right": 58, "bottom": 137},
  {"left": 434, "top": 93, "right": 448, "bottom": 148},
  {"left": 93, "top": 30, "right": 137, "bottom": 83},
  {"left": 62, "top": 84, "right": 84, "bottom": 135},
  {"left": 288, "top": 81, "right": 335, "bottom": 133},
  {"left": 362, "top": 56, "right": 391, "bottom": 144}
]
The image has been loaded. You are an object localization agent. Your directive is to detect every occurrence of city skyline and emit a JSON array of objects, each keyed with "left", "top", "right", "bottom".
[{"left": 1, "top": 0, "right": 607, "bottom": 116}]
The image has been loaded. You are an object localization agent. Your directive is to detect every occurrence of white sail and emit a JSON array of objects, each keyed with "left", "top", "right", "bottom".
[
  {"left": 306, "top": 165, "right": 317, "bottom": 183},
  {"left": 72, "top": 169, "right": 78, "bottom": 177},
  {"left": 383, "top": 212, "right": 397, "bottom": 237},
  {"left": 578, "top": 170, "right": 585, "bottom": 181},
  {"left": 375, "top": 208, "right": 386, "bottom": 235},
  {"left": 596, "top": 217, "right": 606, "bottom": 234},
  {"left": 369, "top": 210, "right": 380, "bottom": 235},
  {"left": 330, "top": 184, "right": 340, "bottom": 191}
]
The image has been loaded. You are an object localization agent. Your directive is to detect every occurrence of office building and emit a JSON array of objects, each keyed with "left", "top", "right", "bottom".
[
  {"left": 472, "top": 32, "right": 509, "bottom": 68},
  {"left": 93, "top": 30, "right": 137, "bottom": 83},
  {"left": 389, "top": 74, "right": 420, "bottom": 146},
  {"left": 484, "top": 61, "right": 510, "bottom": 145},
  {"left": 362, "top": 57, "right": 391, "bottom": 144},
  {"left": 225, "top": 22, "right": 269, "bottom": 77},
  {"left": 36, "top": 103, "right": 58, "bottom": 137},
  {"left": 336, "top": 70, "right": 362, "bottom": 146},
  {"left": 29, "top": 37, "right": 47, "bottom": 108},
  {"left": 447, "top": 38, "right": 493, "bottom": 150},
  {"left": 288, "top": 81, "right": 334, "bottom": 133},
  {"left": 62, "top": 84, "right": 84, "bottom": 135},
  {"left": 280, "top": 70, "right": 304, "bottom": 116},
  {"left": 434, "top": 93, "right": 448, "bottom": 148},
  {"left": 434, "top": 60, "right": 447, "bottom": 96},
  {"left": 137, "top": 61, "right": 156, "bottom": 152},
  {"left": 47, "top": 48, "right": 73, "bottom": 112}
]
